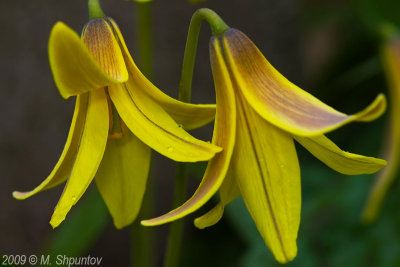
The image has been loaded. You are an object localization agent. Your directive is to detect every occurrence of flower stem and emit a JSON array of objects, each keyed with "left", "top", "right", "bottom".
[
  {"left": 163, "top": 163, "right": 188, "bottom": 267},
  {"left": 88, "top": 0, "right": 105, "bottom": 20},
  {"left": 163, "top": 8, "right": 229, "bottom": 267},
  {"left": 131, "top": 176, "right": 155, "bottom": 267},
  {"left": 131, "top": 2, "right": 155, "bottom": 267},
  {"left": 179, "top": 8, "right": 229, "bottom": 101}
]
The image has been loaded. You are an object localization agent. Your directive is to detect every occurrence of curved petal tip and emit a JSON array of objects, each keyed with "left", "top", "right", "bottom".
[
  {"left": 12, "top": 191, "right": 28, "bottom": 200},
  {"left": 352, "top": 93, "right": 387, "bottom": 122},
  {"left": 193, "top": 202, "right": 224, "bottom": 229}
]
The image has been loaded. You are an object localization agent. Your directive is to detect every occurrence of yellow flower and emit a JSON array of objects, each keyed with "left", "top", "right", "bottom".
[
  {"left": 13, "top": 17, "right": 221, "bottom": 229},
  {"left": 142, "top": 28, "right": 387, "bottom": 263},
  {"left": 362, "top": 34, "right": 400, "bottom": 223}
]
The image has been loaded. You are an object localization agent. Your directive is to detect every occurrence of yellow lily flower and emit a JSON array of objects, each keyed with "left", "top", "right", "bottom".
[
  {"left": 13, "top": 17, "right": 221, "bottom": 229},
  {"left": 362, "top": 34, "right": 400, "bottom": 223},
  {"left": 142, "top": 28, "right": 387, "bottom": 263}
]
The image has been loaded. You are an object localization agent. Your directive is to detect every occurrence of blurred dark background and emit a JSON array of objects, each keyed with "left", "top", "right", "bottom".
[{"left": 1, "top": 0, "right": 399, "bottom": 266}]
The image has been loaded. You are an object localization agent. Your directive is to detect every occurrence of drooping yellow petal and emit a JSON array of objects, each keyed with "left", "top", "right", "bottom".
[
  {"left": 223, "top": 28, "right": 386, "bottom": 136},
  {"left": 50, "top": 89, "right": 109, "bottom": 228},
  {"left": 194, "top": 203, "right": 224, "bottom": 229},
  {"left": 81, "top": 18, "right": 128, "bottom": 82},
  {"left": 141, "top": 36, "right": 236, "bottom": 226},
  {"left": 48, "top": 22, "right": 127, "bottom": 99},
  {"left": 95, "top": 130, "right": 151, "bottom": 229},
  {"left": 233, "top": 94, "right": 301, "bottom": 264},
  {"left": 194, "top": 169, "right": 240, "bottom": 229},
  {"left": 13, "top": 94, "right": 89, "bottom": 200},
  {"left": 107, "top": 18, "right": 216, "bottom": 130},
  {"left": 294, "top": 135, "right": 386, "bottom": 175},
  {"left": 109, "top": 82, "right": 221, "bottom": 162},
  {"left": 363, "top": 37, "right": 400, "bottom": 223}
]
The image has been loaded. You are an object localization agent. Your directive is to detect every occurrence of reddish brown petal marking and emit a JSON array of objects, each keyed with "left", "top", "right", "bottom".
[
  {"left": 82, "top": 18, "right": 125, "bottom": 81},
  {"left": 224, "top": 29, "right": 347, "bottom": 131}
]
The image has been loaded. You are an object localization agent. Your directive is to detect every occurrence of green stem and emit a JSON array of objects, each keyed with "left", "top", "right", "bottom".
[
  {"left": 179, "top": 8, "right": 229, "bottom": 101},
  {"left": 131, "top": 2, "right": 155, "bottom": 267},
  {"left": 131, "top": 173, "right": 155, "bottom": 267},
  {"left": 164, "top": 164, "right": 188, "bottom": 267},
  {"left": 164, "top": 8, "right": 229, "bottom": 267},
  {"left": 88, "top": 0, "right": 105, "bottom": 20}
]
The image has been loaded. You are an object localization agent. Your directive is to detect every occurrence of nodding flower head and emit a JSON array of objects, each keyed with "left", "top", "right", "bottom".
[
  {"left": 142, "top": 28, "right": 387, "bottom": 263},
  {"left": 13, "top": 16, "right": 222, "bottom": 229}
]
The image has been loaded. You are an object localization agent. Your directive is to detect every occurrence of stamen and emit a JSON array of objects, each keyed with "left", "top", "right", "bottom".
[{"left": 105, "top": 89, "right": 126, "bottom": 139}]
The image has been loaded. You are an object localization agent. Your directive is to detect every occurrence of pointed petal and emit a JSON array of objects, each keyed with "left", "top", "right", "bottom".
[
  {"left": 219, "top": 169, "right": 241, "bottom": 204},
  {"left": 107, "top": 18, "right": 215, "bottom": 130},
  {"left": 48, "top": 22, "right": 127, "bottom": 99},
  {"left": 362, "top": 38, "right": 400, "bottom": 223},
  {"left": 109, "top": 82, "right": 221, "bottom": 162},
  {"left": 13, "top": 94, "right": 89, "bottom": 200},
  {"left": 233, "top": 95, "right": 301, "bottom": 263},
  {"left": 50, "top": 89, "right": 109, "bottom": 228},
  {"left": 95, "top": 130, "right": 151, "bottom": 229},
  {"left": 141, "top": 37, "right": 236, "bottom": 226},
  {"left": 294, "top": 135, "right": 387, "bottom": 175},
  {"left": 194, "top": 169, "right": 240, "bottom": 229},
  {"left": 194, "top": 203, "right": 224, "bottom": 229},
  {"left": 223, "top": 28, "right": 386, "bottom": 136}
]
